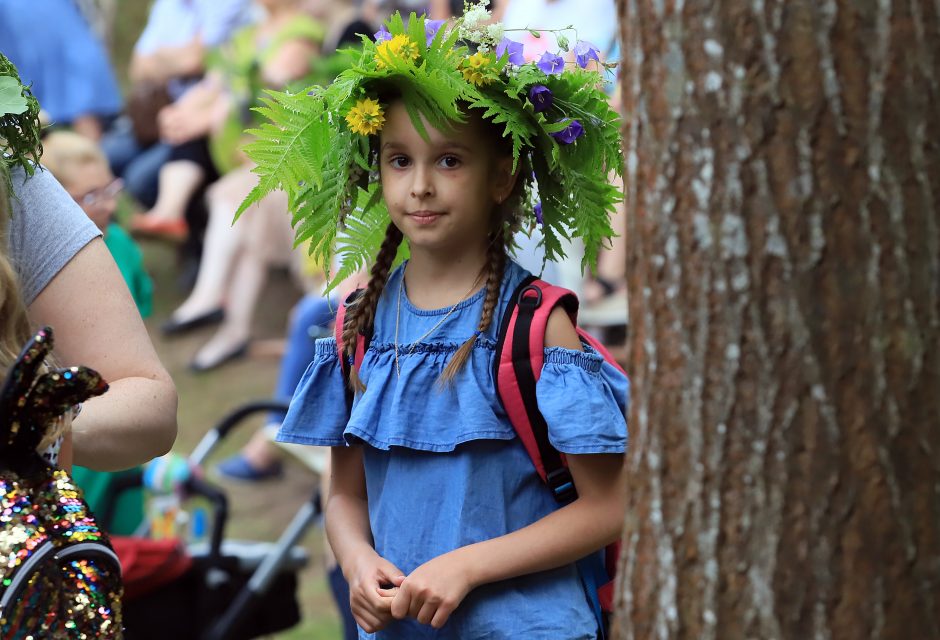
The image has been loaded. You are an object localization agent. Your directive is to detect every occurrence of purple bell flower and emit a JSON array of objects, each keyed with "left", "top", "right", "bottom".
[
  {"left": 528, "top": 85, "right": 553, "bottom": 113},
  {"left": 536, "top": 52, "right": 565, "bottom": 75},
  {"left": 551, "top": 119, "right": 584, "bottom": 144},
  {"left": 425, "top": 19, "right": 445, "bottom": 45},
  {"left": 574, "top": 40, "right": 601, "bottom": 68},
  {"left": 534, "top": 201, "right": 544, "bottom": 225},
  {"left": 496, "top": 37, "right": 525, "bottom": 66},
  {"left": 374, "top": 26, "right": 392, "bottom": 42}
]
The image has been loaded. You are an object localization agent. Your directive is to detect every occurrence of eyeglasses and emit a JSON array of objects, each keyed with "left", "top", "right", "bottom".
[{"left": 78, "top": 178, "right": 123, "bottom": 207}]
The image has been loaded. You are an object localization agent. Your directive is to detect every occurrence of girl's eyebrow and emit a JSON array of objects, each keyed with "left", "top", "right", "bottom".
[{"left": 439, "top": 141, "right": 472, "bottom": 152}]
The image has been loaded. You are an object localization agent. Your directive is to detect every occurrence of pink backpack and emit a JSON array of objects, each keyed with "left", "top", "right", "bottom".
[{"left": 335, "top": 276, "right": 627, "bottom": 633}]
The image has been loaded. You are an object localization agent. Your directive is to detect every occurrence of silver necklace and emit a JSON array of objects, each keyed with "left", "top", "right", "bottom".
[{"left": 394, "top": 271, "right": 482, "bottom": 377}]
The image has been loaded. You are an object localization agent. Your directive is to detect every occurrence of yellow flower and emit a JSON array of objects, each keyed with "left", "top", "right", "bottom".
[
  {"left": 460, "top": 51, "right": 496, "bottom": 86},
  {"left": 375, "top": 35, "right": 420, "bottom": 69},
  {"left": 345, "top": 98, "right": 386, "bottom": 136}
]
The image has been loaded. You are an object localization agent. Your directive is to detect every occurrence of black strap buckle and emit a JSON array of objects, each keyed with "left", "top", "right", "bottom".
[
  {"left": 547, "top": 467, "right": 577, "bottom": 503},
  {"left": 517, "top": 285, "right": 543, "bottom": 309}
]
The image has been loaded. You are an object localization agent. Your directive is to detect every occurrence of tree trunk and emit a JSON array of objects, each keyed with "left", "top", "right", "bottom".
[{"left": 613, "top": 1, "right": 940, "bottom": 638}]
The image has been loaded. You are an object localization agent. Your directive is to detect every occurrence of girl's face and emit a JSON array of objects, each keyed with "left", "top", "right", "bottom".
[
  {"left": 64, "top": 162, "right": 121, "bottom": 232},
  {"left": 379, "top": 101, "right": 516, "bottom": 258}
]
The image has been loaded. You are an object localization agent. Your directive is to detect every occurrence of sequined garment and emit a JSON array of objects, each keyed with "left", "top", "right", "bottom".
[{"left": 0, "top": 327, "right": 123, "bottom": 638}]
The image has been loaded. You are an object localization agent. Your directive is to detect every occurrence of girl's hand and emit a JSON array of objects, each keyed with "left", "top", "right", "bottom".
[
  {"left": 346, "top": 550, "right": 405, "bottom": 633},
  {"left": 390, "top": 550, "right": 474, "bottom": 629}
]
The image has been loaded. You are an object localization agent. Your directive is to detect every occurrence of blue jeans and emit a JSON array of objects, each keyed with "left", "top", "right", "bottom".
[
  {"left": 328, "top": 564, "right": 359, "bottom": 640},
  {"left": 100, "top": 118, "right": 171, "bottom": 208},
  {"left": 268, "top": 294, "right": 337, "bottom": 424}
]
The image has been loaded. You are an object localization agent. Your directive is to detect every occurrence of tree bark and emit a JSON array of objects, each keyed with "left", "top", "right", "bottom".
[{"left": 614, "top": 1, "right": 940, "bottom": 638}]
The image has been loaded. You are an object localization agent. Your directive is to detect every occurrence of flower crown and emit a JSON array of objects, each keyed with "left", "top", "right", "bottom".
[
  {"left": 238, "top": 3, "right": 623, "bottom": 288},
  {"left": 0, "top": 52, "right": 43, "bottom": 201}
]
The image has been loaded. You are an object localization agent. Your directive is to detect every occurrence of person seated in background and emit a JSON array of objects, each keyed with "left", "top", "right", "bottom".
[
  {"left": 151, "top": 0, "right": 327, "bottom": 371},
  {"left": 0, "top": 0, "right": 122, "bottom": 140},
  {"left": 130, "top": 0, "right": 324, "bottom": 242},
  {"left": 42, "top": 131, "right": 153, "bottom": 319},
  {"left": 101, "top": 0, "right": 251, "bottom": 209}
]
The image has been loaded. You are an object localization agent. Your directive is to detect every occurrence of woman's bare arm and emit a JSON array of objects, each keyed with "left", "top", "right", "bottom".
[{"left": 28, "top": 238, "right": 178, "bottom": 470}]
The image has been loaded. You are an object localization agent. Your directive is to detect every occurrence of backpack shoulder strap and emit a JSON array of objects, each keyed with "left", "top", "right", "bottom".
[
  {"left": 493, "top": 277, "right": 624, "bottom": 624},
  {"left": 493, "top": 276, "right": 579, "bottom": 503}
]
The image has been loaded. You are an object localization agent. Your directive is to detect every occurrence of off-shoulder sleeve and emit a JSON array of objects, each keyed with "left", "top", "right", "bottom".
[
  {"left": 535, "top": 347, "right": 629, "bottom": 455},
  {"left": 276, "top": 338, "right": 351, "bottom": 446}
]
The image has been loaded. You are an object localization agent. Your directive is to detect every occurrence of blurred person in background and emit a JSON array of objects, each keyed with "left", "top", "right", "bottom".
[
  {"left": 151, "top": 0, "right": 326, "bottom": 371},
  {"left": 42, "top": 131, "right": 153, "bottom": 320},
  {"left": 101, "top": 0, "right": 251, "bottom": 210},
  {"left": 131, "top": 0, "right": 324, "bottom": 240},
  {"left": 0, "top": 0, "right": 122, "bottom": 140}
]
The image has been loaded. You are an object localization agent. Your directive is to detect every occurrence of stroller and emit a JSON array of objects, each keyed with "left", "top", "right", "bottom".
[{"left": 100, "top": 401, "right": 322, "bottom": 640}]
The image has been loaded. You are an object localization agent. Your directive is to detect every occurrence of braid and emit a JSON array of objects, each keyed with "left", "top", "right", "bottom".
[
  {"left": 342, "top": 222, "right": 403, "bottom": 392},
  {"left": 439, "top": 231, "right": 507, "bottom": 385}
]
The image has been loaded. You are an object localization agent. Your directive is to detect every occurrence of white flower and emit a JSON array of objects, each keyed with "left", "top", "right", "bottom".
[
  {"left": 486, "top": 23, "right": 505, "bottom": 42},
  {"left": 462, "top": 3, "right": 491, "bottom": 29}
]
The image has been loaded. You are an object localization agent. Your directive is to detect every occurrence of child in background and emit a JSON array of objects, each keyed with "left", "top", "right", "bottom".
[
  {"left": 40, "top": 131, "right": 149, "bottom": 534},
  {"left": 242, "top": 6, "right": 628, "bottom": 638},
  {"left": 42, "top": 131, "right": 153, "bottom": 319}
]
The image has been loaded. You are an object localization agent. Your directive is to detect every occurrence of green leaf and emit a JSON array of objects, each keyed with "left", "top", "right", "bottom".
[
  {"left": 1, "top": 55, "right": 43, "bottom": 192},
  {"left": 468, "top": 89, "right": 537, "bottom": 172},
  {"left": 0, "top": 76, "right": 27, "bottom": 115},
  {"left": 329, "top": 193, "right": 392, "bottom": 290},
  {"left": 236, "top": 89, "right": 330, "bottom": 220},
  {"left": 407, "top": 12, "right": 427, "bottom": 54}
]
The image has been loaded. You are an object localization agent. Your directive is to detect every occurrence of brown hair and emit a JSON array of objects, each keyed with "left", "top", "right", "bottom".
[
  {"left": 1, "top": 176, "right": 64, "bottom": 450},
  {"left": 0, "top": 178, "right": 31, "bottom": 372},
  {"left": 436, "top": 109, "right": 527, "bottom": 385},
  {"left": 340, "top": 107, "right": 527, "bottom": 391}
]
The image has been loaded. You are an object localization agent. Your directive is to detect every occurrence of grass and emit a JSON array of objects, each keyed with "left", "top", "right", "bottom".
[{"left": 140, "top": 239, "right": 343, "bottom": 639}]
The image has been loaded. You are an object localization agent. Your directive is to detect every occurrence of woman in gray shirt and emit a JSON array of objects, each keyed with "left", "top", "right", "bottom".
[{"left": 6, "top": 164, "right": 178, "bottom": 471}]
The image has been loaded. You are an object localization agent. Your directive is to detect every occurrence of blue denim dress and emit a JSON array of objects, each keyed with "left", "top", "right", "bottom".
[{"left": 278, "top": 261, "right": 629, "bottom": 639}]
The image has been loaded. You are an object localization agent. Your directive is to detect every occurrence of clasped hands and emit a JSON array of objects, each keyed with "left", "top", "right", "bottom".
[{"left": 348, "top": 548, "right": 475, "bottom": 633}]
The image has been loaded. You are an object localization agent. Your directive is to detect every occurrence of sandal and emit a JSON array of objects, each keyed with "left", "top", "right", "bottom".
[
  {"left": 216, "top": 454, "right": 283, "bottom": 482},
  {"left": 130, "top": 214, "right": 189, "bottom": 242},
  {"left": 188, "top": 340, "right": 250, "bottom": 373}
]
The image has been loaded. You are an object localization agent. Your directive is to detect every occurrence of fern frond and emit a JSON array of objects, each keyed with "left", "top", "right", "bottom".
[
  {"left": 329, "top": 190, "right": 392, "bottom": 290},
  {"left": 236, "top": 90, "right": 329, "bottom": 219}
]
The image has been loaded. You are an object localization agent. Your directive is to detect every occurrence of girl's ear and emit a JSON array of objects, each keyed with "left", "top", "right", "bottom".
[{"left": 491, "top": 155, "right": 519, "bottom": 204}]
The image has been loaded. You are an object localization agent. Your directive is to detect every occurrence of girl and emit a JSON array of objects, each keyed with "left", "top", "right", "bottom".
[{"left": 244, "top": 8, "right": 628, "bottom": 638}]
